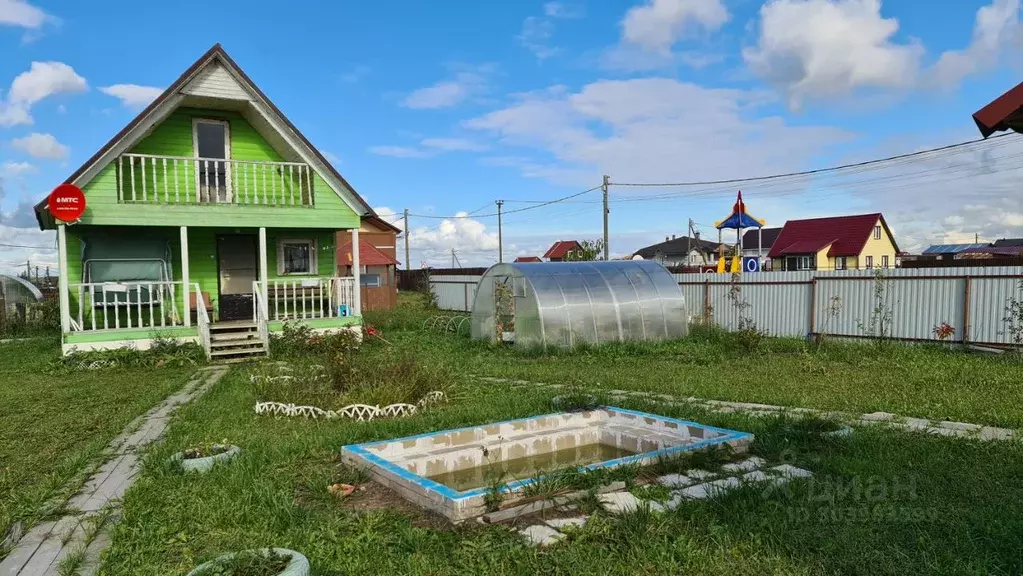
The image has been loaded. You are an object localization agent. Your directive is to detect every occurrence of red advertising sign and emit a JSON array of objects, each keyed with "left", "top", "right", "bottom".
[{"left": 47, "top": 184, "right": 86, "bottom": 222}]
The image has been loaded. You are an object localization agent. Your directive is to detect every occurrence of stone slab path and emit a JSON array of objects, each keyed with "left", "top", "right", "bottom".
[
  {"left": 517, "top": 456, "right": 812, "bottom": 546},
  {"left": 0, "top": 366, "right": 228, "bottom": 576},
  {"left": 477, "top": 377, "right": 1020, "bottom": 443}
]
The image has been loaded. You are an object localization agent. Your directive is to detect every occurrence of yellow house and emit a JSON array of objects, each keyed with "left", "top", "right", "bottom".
[{"left": 768, "top": 213, "right": 898, "bottom": 271}]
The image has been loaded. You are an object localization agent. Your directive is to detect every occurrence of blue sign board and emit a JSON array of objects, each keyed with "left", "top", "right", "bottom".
[{"left": 743, "top": 256, "right": 760, "bottom": 273}]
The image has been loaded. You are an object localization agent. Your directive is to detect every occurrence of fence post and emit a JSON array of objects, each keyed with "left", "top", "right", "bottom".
[
  {"left": 809, "top": 278, "right": 818, "bottom": 335},
  {"left": 962, "top": 276, "right": 971, "bottom": 345},
  {"left": 703, "top": 280, "right": 710, "bottom": 323}
]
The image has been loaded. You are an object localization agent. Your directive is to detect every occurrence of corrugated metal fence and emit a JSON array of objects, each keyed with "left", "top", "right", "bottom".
[{"left": 421, "top": 266, "right": 1023, "bottom": 346}]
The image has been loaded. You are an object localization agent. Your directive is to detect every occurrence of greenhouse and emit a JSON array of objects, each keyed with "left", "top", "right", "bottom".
[{"left": 470, "top": 261, "right": 687, "bottom": 348}]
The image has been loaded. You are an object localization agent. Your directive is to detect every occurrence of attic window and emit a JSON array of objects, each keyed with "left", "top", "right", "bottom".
[{"left": 874, "top": 225, "right": 882, "bottom": 240}]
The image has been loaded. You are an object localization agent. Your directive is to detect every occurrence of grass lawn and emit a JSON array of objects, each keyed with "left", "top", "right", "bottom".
[
  {"left": 0, "top": 339, "right": 197, "bottom": 545},
  {"left": 98, "top": 297, "right": 1023, "bottom": 574}
]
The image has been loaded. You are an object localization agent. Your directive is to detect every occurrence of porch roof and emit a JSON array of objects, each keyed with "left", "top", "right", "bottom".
[
  {"left": 340, "top": 240, "right": 399, "bottom": 267},
  {"left": 973, "top": 81, "right": 1023, "bottom": 137}
]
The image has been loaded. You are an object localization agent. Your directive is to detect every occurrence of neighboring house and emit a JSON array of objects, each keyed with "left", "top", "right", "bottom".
[
  {"left": 337, "top": 216, "right": 401, "bottom": 311},
  {"left": 514, "top": 256, "right": 542, "bottom": 263},
  {"left": 768, "top": 213, "right": 898, "bottom": 271},
  {"left": 958, "top": 244, "right": 1023, "bottom": 258},
  {"left": 920, "top": 243, "right": 990, "bottom": 261},
  {"left": 33, "top": 44, "right": 377, "bottom": 358},
  {"left": 741, "top": 227, "right": 783, "bottom": 269},
  {"left": 543, "top": 240, "right": 583, "bottom": 262},
  {"left": 633, "top": 235, "right": 723, "bottom": 267}
]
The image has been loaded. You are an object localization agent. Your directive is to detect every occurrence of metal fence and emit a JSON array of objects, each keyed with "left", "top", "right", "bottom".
[{"left": 417, "top": 266, "right": 1023, "bottom": 346}]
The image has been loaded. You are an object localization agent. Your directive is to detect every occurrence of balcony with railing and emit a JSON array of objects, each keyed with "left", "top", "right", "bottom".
[{"left": 117, "top": 153, "right": 315, "bottom": 206}]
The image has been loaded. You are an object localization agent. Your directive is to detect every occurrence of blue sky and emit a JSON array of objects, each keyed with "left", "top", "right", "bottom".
[{"left": 1, "top": 0, "right": 1022, "bottom": 271}]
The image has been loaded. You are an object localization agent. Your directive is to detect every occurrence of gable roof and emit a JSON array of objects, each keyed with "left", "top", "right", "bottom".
[
  {"left": 514, "top": 256, "right": 542, "bottom": 262},
  {"left": 35, "top": 43, "right": 375, "bottom": 229},
  {"left": 634, "top": 236, "right": 720, "bottom": 259},
  {"left": 993, "top": 238, "right": 1023, "bottom": 247},
  {"left": 973, "top": 81, "right": 1023, "bottom": 137},
  {"left": 543, "top": 240, "right": 583, "bottom": 259},
  {"left": 740, "top": 227, "right": 783, "bottom": 251},
  {"left": 768, "top": 213, "right": 898, "bottom": 258},
  {"left": 339, "top": 240, "right": 399, "bottom": 267},
  {"left": 364, "top": 215, "right": 402, "bottom": 235},
  {"left": 922, "top": 243, "right": 989, "bottom": 255}
]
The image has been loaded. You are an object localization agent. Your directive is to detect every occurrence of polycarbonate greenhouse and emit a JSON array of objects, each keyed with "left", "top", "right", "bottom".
[{"left": 470, "top": 260, "right": 688, "bottom": 349}]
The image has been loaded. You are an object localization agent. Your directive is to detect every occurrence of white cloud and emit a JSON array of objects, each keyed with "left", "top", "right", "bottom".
[
  {"left": 929, "top": 0, "right": 1021, "bottom": 88},
  {"left": 0, "top": 0, "right": 47, "bottom": 29},
  {"left": 743, "top": 0, "right": 922, "bottom": 110},
  {"left": 8, "top": 61, "right": 87, "bottom": 106},
  {"left": 0, "top": 160, "right": 35, "bottom": 177},
  {"left": 400, "top": 66, "right": 491, "bottom": 109},
  {"left": 518, "top": 1, "right": 584, "bottom": 60},
  {"left": 466, "top": 78, "right": 849, "bottom": 186},
  {"left": 10, "top": 132, "right": 69, "bottom": 159},
  {"left": 0, "top": 61, "right": 87, "bottom": 126},
  {"left": 408, "top": 212, "right": 500, "bottom": 267},
  {"left": 369, "top": 137, "right": 488, "bottom": 158},
  {"left": 99, "top": 84, "right": 163, "bottom": 109},
  {"left": 341, "top": 65, "right": 371, "bottom": 84},
  {"left": 368, "top": 145, "right": 432, "bottom": 159},
  {"left": 621, "top": 0, "right": 729, "bottom": 53},
  {"left": 373, "top": 206, "right": 403, "bottom": 231},
  {"left": 420, "top": 138, "right": 488, "bottom": 152}
]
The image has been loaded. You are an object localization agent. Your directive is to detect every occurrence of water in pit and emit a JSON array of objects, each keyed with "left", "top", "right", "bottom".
[{"left": 425, "top": 442, "right": 639, "bottom": 492}]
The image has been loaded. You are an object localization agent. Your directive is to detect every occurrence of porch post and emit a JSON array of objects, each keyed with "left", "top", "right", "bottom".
[
  {"left": 352, "top": 228, "right": 362, "bottom": 316},
  {"left": 57, "top": 223, "right": 70, "bottom": 335},
  {"left": 258, "top": 227, "right": 269, "bottom": 318},
  {"left": 180, "top": 226, "right": 191, "bottom": 327}
]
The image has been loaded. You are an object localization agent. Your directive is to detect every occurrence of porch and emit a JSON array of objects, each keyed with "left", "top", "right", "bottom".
[{"left": 57, "top": 224, "right": 367, "bottom": 357}]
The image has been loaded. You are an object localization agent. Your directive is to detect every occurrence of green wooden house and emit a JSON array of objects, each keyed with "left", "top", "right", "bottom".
[{"left": 34, "top": 45, "right": 376, "bottom": 359}]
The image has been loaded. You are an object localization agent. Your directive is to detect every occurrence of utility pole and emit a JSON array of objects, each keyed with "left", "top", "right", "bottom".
[
  {"left": 496, "top": 200, "right": 504, "bottom": 263},
  {"left": 602, "top": 175, "right": 610, "bottom": 261},
  {"left": 403, "top": 208, "right": 410, "bottom": 269}
]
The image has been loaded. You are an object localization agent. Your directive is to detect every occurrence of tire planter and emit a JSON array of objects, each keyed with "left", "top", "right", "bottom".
[
  {"left": 551, "top": 394, "right": 599, "bottom": 412},
  {"left": 170, "top": 445, "right": 242, "bottom": 474},
  {"left": 186, "top": 548, "right": 309, "bottom": 576}
]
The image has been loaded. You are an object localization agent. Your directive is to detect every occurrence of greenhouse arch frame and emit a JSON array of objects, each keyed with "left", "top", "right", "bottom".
[{"left": 469, "top": 261, "right": 688, "bottom": 349}]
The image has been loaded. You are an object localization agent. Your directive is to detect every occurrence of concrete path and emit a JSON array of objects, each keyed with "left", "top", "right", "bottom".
[{"left": 0, "top": 366, "right": 229, "bottom": 576}]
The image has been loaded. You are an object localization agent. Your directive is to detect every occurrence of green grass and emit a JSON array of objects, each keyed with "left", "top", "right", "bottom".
[
  {"left": 93, "top": 296, "right": 1023, "bottom": 573},
  {"left": 100, "top": 368, "right": 1023, "bottom": 575},
  {"left": 0, "top": 339, "right": 195, "bottom": 545}
]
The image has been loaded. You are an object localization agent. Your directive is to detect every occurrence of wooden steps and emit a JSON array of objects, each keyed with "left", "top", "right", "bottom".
[{"left": 208, "top": 322, "right": 267, "bottom": 361}]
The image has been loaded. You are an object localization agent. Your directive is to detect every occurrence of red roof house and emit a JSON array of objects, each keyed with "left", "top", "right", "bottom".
[
  {"left": 542, "top": 240, "right": 583, "bottom": 261},
  {"left": 514, "top": 256, "right": 543, "bottom": 263},
  {"left": 769, "top": 213, "right": 899, "bottom": 271},
  {"left": 973, "top": 81, "right": 1023, "bottom": 137}
]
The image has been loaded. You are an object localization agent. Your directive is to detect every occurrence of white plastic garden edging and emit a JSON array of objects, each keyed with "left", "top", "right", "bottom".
[
  {"left": 186, "top": 548, "right": 309, "bottom": 576},
  {"left": 170, "top": 445, "right": 242, "bottom": 474},
  {"left": 254, "top": 391, "right": 446, "bottom": 422}
]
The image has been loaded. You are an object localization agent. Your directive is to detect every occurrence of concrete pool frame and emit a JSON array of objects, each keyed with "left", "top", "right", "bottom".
[{"left": 340, "top": 407, "right": 754, "bottom": 522}]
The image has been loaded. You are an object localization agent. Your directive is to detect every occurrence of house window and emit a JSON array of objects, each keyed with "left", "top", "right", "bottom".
[
  {"left": 277, "top": 239, "right": 317, "bottom": 275},
  {"left": 798, "top": 255, "right": 813, "bottom": 270},
  {"left": 360, "top": 274, "right": 381, "bottom": 287},
  {"left": 874, "top": 225, "right": 881, "bottom": 240},
  {"left": 865, "top": 255, "right": 874, "bottom": 268},
  {"left": 882, "top": 255, "right": 889, "bottom": 268},
  {"left": 835, "top": 256, "right": 847, "bottom": 270}
]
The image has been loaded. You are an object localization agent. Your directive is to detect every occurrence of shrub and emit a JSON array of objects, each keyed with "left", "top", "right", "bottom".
[{"left": 50, "top": 335, "right": 205, "bottom": 373}]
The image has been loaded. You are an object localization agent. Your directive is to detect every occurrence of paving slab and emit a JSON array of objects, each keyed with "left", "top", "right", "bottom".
[
  {"left": 656, "top": 473, "right": 694, "bottom": 488},
  {"left": 721, "top": 457, "right": 766, "bottom": 473},
  {"left": 599, "top": 492, "right": 643, "bottom": 514},
  {"left": 0, "top": 521, "right": 55, "bottom": 575},
  {"left": 545, "top": 516, "right": 588, "bottom": 530},
  {"left": 686, "top": 469, "right": 716, "bottom": 481},
  {"left": 861, "top": 412, "right": 897, "bottom": 422},
  {"left": 770, "top": 465, "right": 813, "bottom": 479},
  {"left": 979, "top": 427, "right": 1015, "bottom": 441},
  {"left": 519, "top": 525, "right": 565, "bottom": 546},
  {"left": 741, "top": 470, "right": 770, "bottom": 483},
  {"left": 938, "top": 421, "right": 982, "bottom": 432}
]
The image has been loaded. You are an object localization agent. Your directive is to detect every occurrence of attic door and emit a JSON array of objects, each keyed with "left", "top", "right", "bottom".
[{"left": 193, "top": 118, "right": 233, "bottom": 202}]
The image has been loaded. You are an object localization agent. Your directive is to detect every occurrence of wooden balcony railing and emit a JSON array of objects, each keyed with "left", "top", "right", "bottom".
[{"left": 117, "top": 153, "right": 314, "bottom": 206}]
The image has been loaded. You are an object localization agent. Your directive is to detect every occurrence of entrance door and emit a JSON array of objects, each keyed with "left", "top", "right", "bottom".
[
  {"left": 217, "top": 235, "right": 257, "bottom": 321},
  {"left": 193, "top": 118, "right": 232, "bottom": 202}
]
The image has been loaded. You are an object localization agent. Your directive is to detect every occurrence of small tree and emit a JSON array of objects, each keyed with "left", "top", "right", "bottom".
[{"left": 564, "top": 239, "right": 605, "bottom": 262}]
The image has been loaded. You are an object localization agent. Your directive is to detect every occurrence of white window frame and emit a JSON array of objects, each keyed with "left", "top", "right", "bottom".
[
  {"left": 192, "top": 118, "right": 233, "bottom": 202},
  {"left": 865, "top": 255, "right": 874, "bottom": 268},
  {"left": 277, "top": 238, "right": 317, "bottom": 275},
  {"left": 798, "top": 255, "right": 812, "bottom": 270},
  {"left": 881, "top": 255, "right": 889, "bottom": 268},
  {"left": 874, "top": 225, "right": 882, "bottom": 240},
  {"left": 835, "top": 256, "right": 847, "bottom": 270}
]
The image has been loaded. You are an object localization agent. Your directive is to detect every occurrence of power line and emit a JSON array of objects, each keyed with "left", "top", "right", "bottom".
[
  {"left": 407, "top": 185, "right": 602, "bottom": 219},
  {"left": 611, "top": 133, "right": 1014, "bottom": 188}
]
